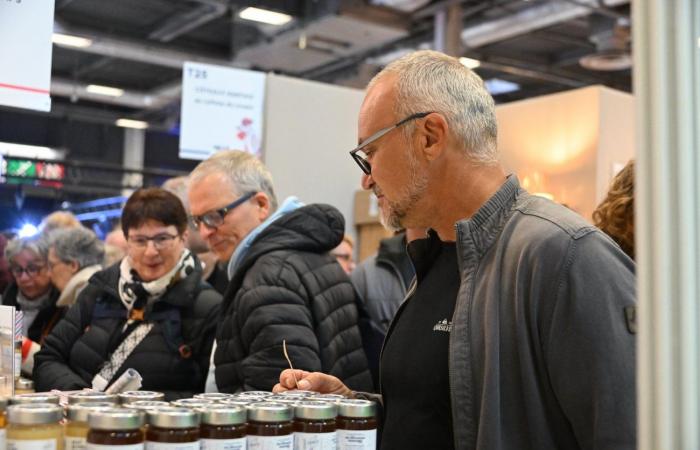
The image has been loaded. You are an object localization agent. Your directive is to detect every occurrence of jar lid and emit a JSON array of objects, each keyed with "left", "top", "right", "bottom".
[
  {"left": 118, "top": 391, "right": 165, "bottom": 404},
  {"left": 15, "top": 378, "right": 33, "bottom": 390},
  {"left": 267, "top": 395, "right": 305, "bottom": 405},
  {"left": 234, "top": 391, "right": 273, "bottom": 398},
  {"left": 67, "top": 403, "right": 116, "bottom": 422},
  {"left": 10, "top": 393, "right": 60, "bottom": 405},
  {"left": 125, "top": 400, "right": 171, "bottom": 411},
  {"left": 7, "top": 403, "right": 63, "bottom": 424},
  {"left": 69, "top": 391, "right": 119, "bottom": 404},
  {"left": 279, "top": 390, "right": 315, "bottom": 397},
  {"left": 309, "top": 394, "right": 346, "bottom": 403},
  {"left": 88, "top": 408, "right": 145, "bottom": 430},
  {"left": 337, "top": 399, "right": 377, "bottom": 418},
  {"left": 294, "top": 401, "right": 337, "bottom": 420},
  {"left": 171, "top": 398, "right": 215, "bottom": 409},
  {"left": 248, "top": 402, "right": 292, "bottom": 422},
  {"left": 147, "top": 407, "right": 200, "bottom": 428},
  {"left": 201, "top": 405, "right": 247, "bottom": 426},
  {"left": 219, "top": 399, "right": 255, "bottom": 407},
  {"left": 193, "top": 393, "right": 234, "bottom": 401}
]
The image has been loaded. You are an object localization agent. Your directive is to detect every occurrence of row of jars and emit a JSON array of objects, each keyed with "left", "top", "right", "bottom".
[{"left": 0, "top": 389, "right": 377, "bottom": 450}]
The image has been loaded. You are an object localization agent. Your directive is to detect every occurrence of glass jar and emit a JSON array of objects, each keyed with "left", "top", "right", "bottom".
[
  {"left": 118, "top": 392, "right": 165, "bottom": 406},
  {"left": 293, "top": 401, "right": 337, "bottom": 450},
  {"left": 65, "top": 403, "right": 114, "bottom": 450},
  {"left": 246, "top": 402, "right": 292, "bottom": 449},
  {"left": 7, "top": 403, "right": 64, "bottom": 450},
  {"left": 10, "top": 393, "right": 60, "bottom": 405},
  {"left": 199, "top": 405, "right": 246, "bottom": 450},
  {"left": 145, "top": 408, "right": 199, "bottom": 450},
  {"left": 87, "top": 408, "right": 145, "bottom": 450},
  {"left": 14, "top": 379, "right": 34, "bottom": 395},
  {"left": 68, "top": 392, "right": 118, "bottom": 405},
  {"left": 336, "top": 399, "right": 377, "bottom": 450},
  {"left": 0, "top": 397, "right": 8, "bottom": 450}
]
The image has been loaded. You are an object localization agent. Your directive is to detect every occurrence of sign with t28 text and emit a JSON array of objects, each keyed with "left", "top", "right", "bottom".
[
  {"left": 0, "top": 0, "right": 54, "bottom": 112},
  {"left": 179, "top": 62, "right": 266, "bottom": 160}
]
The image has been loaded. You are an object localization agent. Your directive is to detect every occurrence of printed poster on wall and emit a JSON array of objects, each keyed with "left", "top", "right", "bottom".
[
  {"left": 0, "top": 0, "right": 54, "bottom": 112},
  {"left": 180, "top": 62, "right": 266, "bottom": 160}
]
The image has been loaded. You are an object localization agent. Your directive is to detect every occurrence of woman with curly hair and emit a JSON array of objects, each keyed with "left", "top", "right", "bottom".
[{"left": 593, "top": 160, "right": 635, "bottom": 259}]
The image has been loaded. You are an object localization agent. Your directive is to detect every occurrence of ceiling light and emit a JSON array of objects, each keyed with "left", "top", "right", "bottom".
[
  {"left": 86, "top": 85, "right": 124, "bottom": 97},
  {"left": 485, "top": 78, "right": 520, "bottom": 95},
  {"left": 459, "top": 57, "right": 481, "bottom": 69},
  {"left": 52, "top": 33, "right": 93, "bottom": 48},
  {"left": 0, "top": 142, "right": 65, "bottom": 160},
  {"left": 239, "top": 7, "right": 292, "bottom": 26},
  {"left": 116, "top": 119, "right": 149, "bottom": 129}
]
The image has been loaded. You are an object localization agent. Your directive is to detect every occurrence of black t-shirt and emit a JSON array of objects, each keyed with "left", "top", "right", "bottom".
[{"left": 380, "top": 234, "right": 460, "bottom": 450}]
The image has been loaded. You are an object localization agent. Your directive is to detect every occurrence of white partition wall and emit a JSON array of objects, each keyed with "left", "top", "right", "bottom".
[
  {"left": 263, "top": 74, "right": 365, "bottom": 240},
  {"left": 634, "top": 1, "right": 700, "bottom": 449}
]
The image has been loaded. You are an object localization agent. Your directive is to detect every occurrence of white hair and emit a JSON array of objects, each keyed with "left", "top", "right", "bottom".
[
  {"left": 369, "top": 50, "right": 498, "bottom": 164},
  {"left": 189, "top": 150, "right": 278, "bottom": 212},
  {"left": 49, "top": 227, "right": 105, "bottom": 269}
]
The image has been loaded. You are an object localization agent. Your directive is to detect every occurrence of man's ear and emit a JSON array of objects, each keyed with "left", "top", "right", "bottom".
[
  {"left": 254, "top": 192, "right": 272, "bottom": 222},
  {"left": 68, "top": 260, "right": 80, "bottom": 274},
  {"left": 419, "top": 113, "right": 449, "bottom": 161}
]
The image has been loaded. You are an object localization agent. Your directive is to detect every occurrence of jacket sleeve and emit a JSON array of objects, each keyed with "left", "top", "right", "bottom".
[
  {"left": 237, "top": 262, "right": 322, "bottom": 391},
  {"left": 33, "top": 294, "right": 93, "bottom": 391},
  {"left": 544, "top": 231, "right": 636, "bottom": 450},
  {"left": 193, "top": 287, "right": 222, "bottom": 391}
]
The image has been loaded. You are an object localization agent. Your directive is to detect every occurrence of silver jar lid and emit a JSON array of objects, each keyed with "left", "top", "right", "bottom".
[
  {"left": 219, "top": 398, "right": 255, "bottom": 407},
  {"left": 294, "top": 401, "right": 337, "bottom": 420},
  {"left": 193, "top": 393, "right": 234, "bottom": 401},
  {"left": 201, "top": 405, "right": 247, "bottom": 426},
  {"left": 247, "top": 402, "right": 292, "bottom": 422},
  {"left": 88, "top": 408, "right": 145, "bottom": 430},
  {"left": 67, "top": 402, "right": 116, "bottom": 422},
  {"left": 119, "top": 391, "right": 165, "bottom": 404},
  {"left": 147, "top": 407, "right": 200, "bottom": 428},
  {"left": 10, "top": 393, "right": 60, "bottom": 405},
  {"left": 15, "top": 378, "right": 34, "bottom": 390},
  {"left": 125, "top": 400, "right": 171, "bottom": 411},
  {"left": 7, "top": 403, "right": 63, "bottom": 424},
  {"left": 337, "top": 399, "right": 377, "bottom": 418},
  {"left": 69, "top": 391, "right": 119, "bottom": 404},
  {"left": 171, "top": 398, "right": 216, "bottom": 409},
  {"left": 279, "top": 390, "right": 315, "bottom": 397},
  {"left": 267, "top": 394, "right": 306, "bottom": 405},
  {"left": 234, "top": 391, "right": 273, "bottom": 398}
]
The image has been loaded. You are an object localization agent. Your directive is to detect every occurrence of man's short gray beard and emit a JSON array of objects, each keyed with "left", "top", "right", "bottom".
[{"left": 380, "top": 151, "right": 428, "bottom": 232}]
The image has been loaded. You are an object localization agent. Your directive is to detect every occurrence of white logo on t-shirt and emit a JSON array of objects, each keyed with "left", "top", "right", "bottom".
[{"left": 433, "top": 318, "right": 452, "bottom": 333}]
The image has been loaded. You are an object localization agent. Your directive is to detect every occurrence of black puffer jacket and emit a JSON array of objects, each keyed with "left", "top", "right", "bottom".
[
  {"left": 214, "top": 204, "right": 372, "bottom": 393},
  {"left": 33, "top": 258, "right": 221, "bottom": 400},
  {"left": 3, "top": 283, "right": 62, "bottom": 344}
]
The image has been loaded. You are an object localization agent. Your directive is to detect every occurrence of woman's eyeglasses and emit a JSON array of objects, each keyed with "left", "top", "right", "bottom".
[{"left": 127, "top": 233, "right": 179, "bottom": 250}]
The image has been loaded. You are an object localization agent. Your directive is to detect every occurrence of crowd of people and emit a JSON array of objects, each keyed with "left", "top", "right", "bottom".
[{"left": 0, "top": 50, "right": 637, "bottom": 450}]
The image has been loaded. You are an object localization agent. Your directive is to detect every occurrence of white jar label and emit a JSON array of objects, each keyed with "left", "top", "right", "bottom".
[
  {"left": 146, "top": 442, "right": 200, "bottom": 450},
  {"left": 87, "top": 444, "right": 144, "bottom": 450},
  {"left": 293, "top": 432, "right": 336, "bottom": 450},
  {"left": 247, "top": 435, "right": 292, "bottom": 450},
  {"left": 200, "top": 437, "right": 246, "bottom": 450},
  {"left": 0, "top": 429, "right": 6, "bottom": 450},
  {"left": 337, "top": 429, "right": 377, "bottom": 450},
  {"left": 8, "top": 438, "right": 58, "bottom": 450},
  {"left": 66, "top": 436, "right": 87, "bottom": 450}
]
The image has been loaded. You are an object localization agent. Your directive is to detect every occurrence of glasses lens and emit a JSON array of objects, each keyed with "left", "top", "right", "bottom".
[
  {"left": 201, "top": 212, "right": 224, "bottom": 229},
  {"left": 153, "top": 235, "right": 174, "bottom": 249}
]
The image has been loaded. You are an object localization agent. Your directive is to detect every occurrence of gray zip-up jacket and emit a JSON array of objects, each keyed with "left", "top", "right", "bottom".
[{"left": 375, "top": 175, "right": 636, "bottom": 450}]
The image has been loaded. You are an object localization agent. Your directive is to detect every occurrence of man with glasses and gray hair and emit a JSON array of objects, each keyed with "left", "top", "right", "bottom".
[
  {"left": 188, "top": 150, "right": 372, "bottom": 393},
  {"left": 275, "top": 50, "right": 637, "bottom": 450}
]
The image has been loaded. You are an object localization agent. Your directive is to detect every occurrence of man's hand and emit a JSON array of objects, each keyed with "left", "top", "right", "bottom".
[{"left": 273, "top": 369, "right": 353, "bottom": 397}]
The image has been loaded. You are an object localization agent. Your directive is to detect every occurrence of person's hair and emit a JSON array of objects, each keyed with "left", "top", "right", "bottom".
[
  {"left": 369, "top": 50, "right": 498, "bottom": 164},
  {"left": 49, "top": 227, "right": 105, "bottom": 269},
  {"left": 4, "top": 235, "right": 49, "bottom": 262},
  {"left": 593, "top": 160, "right": 635, "bottom": 259},
  {"left": 162, "top": 176, "right": 190, "bottom": 212},
  {"left": 189, "top": 150, "right": 278, "bottom": 212},
  {"left": 121, "top": 187, "right": 188, "bottom": 236},
  {"left": 39, "top": 211, "right": 81, "bottom": 234}
]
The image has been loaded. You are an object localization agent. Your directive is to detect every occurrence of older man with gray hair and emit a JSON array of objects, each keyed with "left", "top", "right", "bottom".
[
  {"left": 188, "top": 150, "right": 371, "bottom": 393},
  {"left": 275, "top": 50, "right": 637, "bottom": 450}
]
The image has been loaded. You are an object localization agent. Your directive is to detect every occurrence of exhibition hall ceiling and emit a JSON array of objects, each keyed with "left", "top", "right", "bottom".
[{"left": 47, "top": 0, "right": 632, "bottom": 129}]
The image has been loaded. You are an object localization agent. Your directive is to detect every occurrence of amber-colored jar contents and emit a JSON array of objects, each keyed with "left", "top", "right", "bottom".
[
  {"left": 336, "top": 399, "right": 377, "bottom": 450},
  {"left": 145, "top": 407, "right": 200, "bottom": 450},
  {"left": 118, "top": 391, "right": 165, "bottom": 405},
  {"left": 247, "top": 402, "right": 292, "bottom": 448},
  {"left": 199, "top": 405, "right": 246, "bottom": 450},
  {"left": 0, "top": 397, "right": 8, "bottom": 450},
  {"left": 87, "top": 408, "right": 145, "bottom": 449},
  {"left": 68, "top": 392, "right": 119, "bottom": 405},
  {"left": 7, "top": 403, "right": 64, "bottom": 450},
  {"left": 293, "top": 401, "right": 337, "bottom": 449},
  {"left": 9, "top": 393, "right": 60, "bottom": 405},
  {"left": 65, "top": 403, "right": 114, "bottom": 450}
]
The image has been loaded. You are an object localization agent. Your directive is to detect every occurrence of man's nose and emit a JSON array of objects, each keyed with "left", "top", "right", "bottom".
[{"left": 361, "top": 172, "right": 374, "bottom": 190}]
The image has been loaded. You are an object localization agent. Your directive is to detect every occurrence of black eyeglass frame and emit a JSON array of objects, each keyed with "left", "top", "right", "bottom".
[
  {"left": 189, "top": 191, "right": 258, "bottom": 230},
  {"left": 349, "top": 111, "right": 433, "bottom": 175}
]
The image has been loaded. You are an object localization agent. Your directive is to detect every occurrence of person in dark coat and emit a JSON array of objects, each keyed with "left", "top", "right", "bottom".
[
  {"left": 188, "top": 150, "right": 372, "bottom": 393},
  {"left": 34, "top": 188, "right": 221, "bottom": 400}
]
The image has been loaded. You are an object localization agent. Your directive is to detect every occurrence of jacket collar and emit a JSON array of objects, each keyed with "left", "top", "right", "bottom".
[{"left": 57, "top": 265, "right": 102, "bottom": 307}]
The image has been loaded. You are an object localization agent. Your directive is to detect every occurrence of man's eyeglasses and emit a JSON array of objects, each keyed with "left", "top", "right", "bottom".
[
  {"left": 189, "top": 191, "right": 257, "bottom": 230},
  {"left": 349, "top": 112, "right": 433, "bottom": 175},
  {"left": 10, "top": 265, "right": 45, "bottom": 277},
  {"left": 127, "top": 233, "right": 179, "bottom": 250}
]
